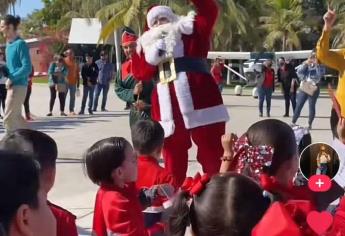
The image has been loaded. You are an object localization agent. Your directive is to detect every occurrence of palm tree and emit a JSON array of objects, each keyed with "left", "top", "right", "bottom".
[
  {"left": 261, "top": 0, "right": 303, "bottom": 51},
  {"left": 97, "top": 0, "right": 188, "bottom": 42},
  {"left": 96, "top": 0, "right": 188, "bottom": 70},
  {"left": 213, "top": 0, "right": 248, "bottom": 51},
  {"left": 0, "top": 0, "right": 20, "bottom": 15},
  {"left": 328, "top": 0, "right": 345, "bottom": 48}
]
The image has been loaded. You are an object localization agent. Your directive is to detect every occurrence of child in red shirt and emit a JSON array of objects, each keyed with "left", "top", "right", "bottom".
[
  {"left": 0, "top": 129, "right": 78, "bottom": 236},
  {"left": 132, "top": 120, "right": 177, "bottom": 190},
  {"left": 132, "top": 120, "right": 177, "bottom": 227},
  {"left": 84, "top": 137, "right": 165, "bottom": 236}
]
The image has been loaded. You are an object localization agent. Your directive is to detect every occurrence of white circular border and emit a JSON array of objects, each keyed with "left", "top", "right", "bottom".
[{"left": 298, "top": 142, "right": 341, "bottom": 181}]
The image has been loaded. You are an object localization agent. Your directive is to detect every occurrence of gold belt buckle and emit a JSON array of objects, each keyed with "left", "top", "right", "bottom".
[{"left": 158, "top": 57, "right": 177, "bottom": 84}]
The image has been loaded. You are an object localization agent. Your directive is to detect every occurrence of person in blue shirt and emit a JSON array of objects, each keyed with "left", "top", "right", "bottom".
[
  {"left": 0, "top": 15, "right": 32, "bottom": 133},
  {"left": 93, "top": 51, "right": 114, "bottom": 112}
]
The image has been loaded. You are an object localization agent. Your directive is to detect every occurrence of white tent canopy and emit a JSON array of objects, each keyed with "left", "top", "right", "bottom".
[{"left": 68, "top": 18, "right": 114, "bottom": 45}]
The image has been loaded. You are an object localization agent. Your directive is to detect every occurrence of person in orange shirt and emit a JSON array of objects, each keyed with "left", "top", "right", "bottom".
[{"left": 64, "top": 49, "right": 80, "bottom": 115}]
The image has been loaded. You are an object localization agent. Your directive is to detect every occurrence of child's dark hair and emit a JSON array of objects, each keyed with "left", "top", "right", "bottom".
[
  {"left": 0, "top": 151, "right": 40, "bottom": 234},
  {"left": 169, "top": 173, "right": 269, "bottom": 236},
  {"left": 246, "top": 119, "right": 297, "bottom": 176},
  {"left": 84, "top": 137, "right": 131, "bottom": 185},
  {"left": 330, "top": 108, "right": 339, "bottom": 139},
  {"left": 131, "top": 120, "right": 164, "bottom": 155},
  {"left": 3, "top": 15, "right": 21, "bottom": 30},
  {"left": 0, "top": 129, "right": 58, "bottom": 171}
]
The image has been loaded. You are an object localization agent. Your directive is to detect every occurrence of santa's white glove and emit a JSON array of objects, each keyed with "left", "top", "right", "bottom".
[
  {"left": 178, "top": 10, "right": 195, "bottom": 35},
  {"left": 156, "top": 38, "right": 166, "bottom": 52}
]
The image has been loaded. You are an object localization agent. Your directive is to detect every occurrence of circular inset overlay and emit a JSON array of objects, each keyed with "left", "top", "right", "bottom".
[{"left": 299, "top": 142, "right": 340, "bottom": 180}]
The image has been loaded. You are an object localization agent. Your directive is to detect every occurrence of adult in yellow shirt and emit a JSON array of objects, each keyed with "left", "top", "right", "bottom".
[
  {"left": 64, "top": 49, "right": 80, "bottom": 115},
  {"left": 317, "top": 8, "right": 345, "bottom": 118}
]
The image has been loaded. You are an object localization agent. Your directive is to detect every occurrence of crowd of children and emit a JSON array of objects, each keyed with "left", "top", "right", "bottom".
[{"left": 0, "top": 114, "right": 344, "bottom": 236}]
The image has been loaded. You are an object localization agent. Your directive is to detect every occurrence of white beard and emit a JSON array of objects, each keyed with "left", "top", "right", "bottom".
[
  {"left": 137, "top": 11, "right": 195, "bottom": 63},
  {"left": 137, "top": 23, "right": 181, "bottom": 57}
]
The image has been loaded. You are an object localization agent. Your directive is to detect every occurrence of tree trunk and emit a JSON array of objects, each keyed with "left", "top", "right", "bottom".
[
  {"left": 114, "top": 29, "right": 121, "bottom": 71},
  {"left": 282, "top": 30, "right": 288, "bottom": 51}
]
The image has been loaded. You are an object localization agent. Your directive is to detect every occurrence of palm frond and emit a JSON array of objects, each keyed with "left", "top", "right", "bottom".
[{"left": 98, "top": 8, "right": 128, "bottom": 43}]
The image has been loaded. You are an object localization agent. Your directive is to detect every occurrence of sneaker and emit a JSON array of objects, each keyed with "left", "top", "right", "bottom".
[
  {"left": 78, "top": 111, "right": 84, "bottom": 115},
  {"left": 46, "top": 112, "right": 53, "bottom": 117},
  {"left": 88, "top": 109, "right": 93, "bottom": 115},
  {"left": 283, "top": 114, "right": 289, "bottom": 117},
  {"left": 61, "top": 112, "right": 67, "bottom": 116},
  {"left": 101, "top": 108, "right": 108, "bottom": 112}
]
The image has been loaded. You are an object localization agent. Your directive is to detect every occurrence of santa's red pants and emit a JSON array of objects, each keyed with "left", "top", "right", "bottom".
[{"left": 162, "top": 121, "right": 225, "bottom": 186}]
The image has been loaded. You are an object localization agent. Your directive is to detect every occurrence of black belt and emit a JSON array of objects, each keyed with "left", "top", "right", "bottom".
[{"left": 173, "top": 57, "right": 211, "bottom": 75}]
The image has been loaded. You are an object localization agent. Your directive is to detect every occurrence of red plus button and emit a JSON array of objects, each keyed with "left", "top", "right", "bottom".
[{"left": 308, "top": 175, "right": 332, "bottom": 192}]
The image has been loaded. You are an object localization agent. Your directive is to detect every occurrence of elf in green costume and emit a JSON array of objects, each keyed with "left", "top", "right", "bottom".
[{"left": 115, "top": 27, "right": 154, "bottom": 127}]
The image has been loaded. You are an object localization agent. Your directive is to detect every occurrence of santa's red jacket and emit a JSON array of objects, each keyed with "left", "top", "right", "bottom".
[{"left": 132, "top": 0, "right": 229, "bottom": 137}]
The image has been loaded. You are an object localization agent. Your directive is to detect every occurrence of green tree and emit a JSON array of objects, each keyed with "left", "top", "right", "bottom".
[
  {"left": 213, "top": 0, "right": 248, "bottom": 51},
  {"left": 328, "top": 0, "right": 345, "bottom": 48},
  {"left": 0, "top": 0, "right": 19, "bottom": 15},
  {"left": 213, "top": 0, "right": 267, "bottom": 51},
  {"left": 261, "top": 0, "right": 304, "bottom": 51},
  {"left": 97, "top": 0, "right": 188, "bottom": 42}
]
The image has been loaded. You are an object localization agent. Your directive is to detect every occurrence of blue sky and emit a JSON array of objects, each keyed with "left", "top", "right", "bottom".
[{"left": 12, "top": 0, "right": 44, "bottom": 17}]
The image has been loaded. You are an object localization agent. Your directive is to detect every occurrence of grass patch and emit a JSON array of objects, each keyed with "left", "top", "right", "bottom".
[{"left": 33, "top": 76, "right": 48, "bottom": 84}]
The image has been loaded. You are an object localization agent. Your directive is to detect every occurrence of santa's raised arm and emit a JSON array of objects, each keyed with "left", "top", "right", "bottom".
[{"left": 131, "top": 0, "right": 229, "bottom": 186}]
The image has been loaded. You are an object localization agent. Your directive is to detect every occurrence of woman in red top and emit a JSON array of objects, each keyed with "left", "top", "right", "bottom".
[
  {"left": 257, "top": 60, "right": 275, "bottom": 117},
  {"left": 211, "top": 58, "right": 225, "bottom": 92}
]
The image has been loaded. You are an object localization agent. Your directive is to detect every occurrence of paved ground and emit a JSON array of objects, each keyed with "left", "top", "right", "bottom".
[{"left": 0, "top": 83, "right": 333, "bottom": 235}]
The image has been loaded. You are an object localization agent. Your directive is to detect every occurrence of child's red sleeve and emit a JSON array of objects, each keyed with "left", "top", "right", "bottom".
[
  {"left": 102, "top": 192, "right": 148, "bottom": 236},
  {"left": 330, "top": 197, "right": 345, "bottom": 235},
  {"left": 158, "top": 171, "right": 178, "bottom": 191},
  {"left": 131, "top": 52, "right": 157, "bottom": 82},
  {"left": 48, "top": 202, "right": 78, "bottom": 236}
]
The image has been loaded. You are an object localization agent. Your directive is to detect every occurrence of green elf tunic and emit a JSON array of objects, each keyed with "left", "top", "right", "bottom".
[{"left": 115, "top": 60, "right": 154, "bottom": 127}]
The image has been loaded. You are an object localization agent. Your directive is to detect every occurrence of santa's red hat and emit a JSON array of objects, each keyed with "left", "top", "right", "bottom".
[
  {"left": 121, "top": 27, "right": 137, "bottom": 46},
  {"left": 147, "top": 5, "right": 178, "bottom": 29}
]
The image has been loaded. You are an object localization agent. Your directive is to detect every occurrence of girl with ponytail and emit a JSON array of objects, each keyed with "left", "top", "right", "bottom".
[{"left": 168, "top": 173, "right": 269, "bottom": 236}]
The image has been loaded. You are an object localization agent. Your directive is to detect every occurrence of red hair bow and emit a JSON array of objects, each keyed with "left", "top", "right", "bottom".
[
  {"left": 181, "top": 173, "right": 210, "bottom": 196},
  {"left": 233, "top": 135, "right": 274, "bottom": 181}
]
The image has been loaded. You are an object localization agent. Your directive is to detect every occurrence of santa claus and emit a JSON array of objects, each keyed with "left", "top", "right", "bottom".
[{"left": 131, "top": 0, "right": 229, "bottom": 185}]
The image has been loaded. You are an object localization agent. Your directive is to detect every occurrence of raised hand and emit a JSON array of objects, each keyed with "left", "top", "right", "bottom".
[
  {"left": 221, "top": 133, "right": 237, "bottom": 157},
  {"left": 133, "top": 81, "right": 143, "bottom": 95},
  {"left": 323, "top": 6, "right": 336, "bottom": 31}
]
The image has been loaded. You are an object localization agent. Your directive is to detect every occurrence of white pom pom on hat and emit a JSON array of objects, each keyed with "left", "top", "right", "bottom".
[{"left": 147, "top": 5, "right": 178, "bottom": 29}]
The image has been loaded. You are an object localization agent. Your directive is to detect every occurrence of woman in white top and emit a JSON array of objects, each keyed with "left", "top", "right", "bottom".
[
  {"left": 0, "top": 50, "right": 8, "bottom": 118},
  {"left": 317, "top": 145, "right": 331, "bottom": 175}
]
